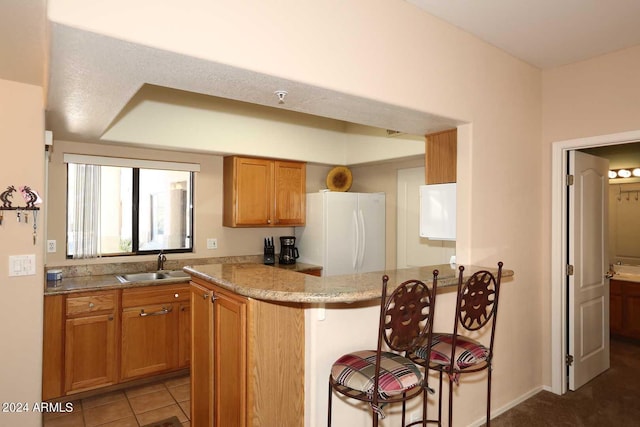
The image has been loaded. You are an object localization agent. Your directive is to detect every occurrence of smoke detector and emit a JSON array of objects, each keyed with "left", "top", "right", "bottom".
[{"left": 274, "top": 90, "right": 288, "bottom": 104}]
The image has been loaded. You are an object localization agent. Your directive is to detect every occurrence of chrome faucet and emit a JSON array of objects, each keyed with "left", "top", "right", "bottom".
[{"left": 157, "top": 251, "right": 167, "bottom": 271}]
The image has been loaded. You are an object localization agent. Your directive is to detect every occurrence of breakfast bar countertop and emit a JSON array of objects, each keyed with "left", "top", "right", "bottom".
[{"left": 184, "top": 262, "right": 513, "bottom": 304}]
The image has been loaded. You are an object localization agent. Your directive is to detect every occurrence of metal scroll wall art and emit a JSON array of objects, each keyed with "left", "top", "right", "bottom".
[{"left": 0, "top": 185, "right": 42, "bottom": 245}]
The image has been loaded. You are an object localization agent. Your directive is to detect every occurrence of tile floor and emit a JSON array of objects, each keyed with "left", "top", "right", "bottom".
[{"left": 43, "top": 375, "right": 190, "bottom": 427}]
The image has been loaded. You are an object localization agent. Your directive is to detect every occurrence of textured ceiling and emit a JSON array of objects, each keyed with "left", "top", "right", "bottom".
[
  {"left": 46, "top": 24, "right": 459, "bottom": 146},
  {"left": 5, "top": 1, "right": 640, "bottom": 153}
]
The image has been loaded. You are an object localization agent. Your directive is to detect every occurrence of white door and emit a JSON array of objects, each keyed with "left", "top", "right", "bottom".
[{"left": 568, "top": 150, "right": 610, "bottom": 390}]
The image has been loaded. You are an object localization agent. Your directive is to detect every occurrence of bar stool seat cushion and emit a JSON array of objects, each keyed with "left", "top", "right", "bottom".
[
  {"left": 331, "top": 350, "right": 423, "bottom": 398},
  {"left": 415, "top": 333, "right": 489, "bottom": 372}
]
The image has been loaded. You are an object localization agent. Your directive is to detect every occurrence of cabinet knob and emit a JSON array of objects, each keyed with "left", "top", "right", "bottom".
[
  {"left": 267, "top": 219, "right": 271, "bottom": 224},
  {"left": 211, "top": 294, "right": 218, "bottom": 303},
  {"left": 174, "top": 293, "right": 179, "bottom": 298},
  {"left": 202, "top": 293, "right": 209, "bottom": 300},
  {"left": 89, "top": 302, "right": 95, "bottom": 308}
]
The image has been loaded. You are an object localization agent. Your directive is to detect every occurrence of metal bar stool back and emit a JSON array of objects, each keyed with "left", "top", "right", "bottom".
[
  {"left": 328, "top": 271, "right": 439, "bottom": 427},
  {"left": 408, "top": 262, "right": 503, "bottom": 427}
]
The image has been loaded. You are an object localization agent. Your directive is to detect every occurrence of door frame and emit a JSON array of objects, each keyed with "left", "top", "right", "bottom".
[{"left": 551, "top": 129, "right": 640, "bottom": 394}]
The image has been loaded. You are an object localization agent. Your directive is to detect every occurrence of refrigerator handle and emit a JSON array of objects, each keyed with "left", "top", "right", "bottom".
[
  {"left": 358, "top": 209, "right": 366, "bottom": 270},
  {"left": 352, "top": 210, "right": 359, "bottom": 270}
]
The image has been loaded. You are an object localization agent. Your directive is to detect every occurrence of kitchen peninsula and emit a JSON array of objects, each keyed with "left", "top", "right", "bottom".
[{"left": 185, "top": 262, "right": 511, "bottom": 427}]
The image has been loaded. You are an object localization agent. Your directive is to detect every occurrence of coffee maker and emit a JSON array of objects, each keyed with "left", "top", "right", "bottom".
[{"left": 279, "top": 236, "right": 299, "bottom": 265}]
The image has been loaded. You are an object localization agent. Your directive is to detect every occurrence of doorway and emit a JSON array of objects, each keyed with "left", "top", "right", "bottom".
[{"left": 551, "top": 129, "right": 640, "bottom": 394}]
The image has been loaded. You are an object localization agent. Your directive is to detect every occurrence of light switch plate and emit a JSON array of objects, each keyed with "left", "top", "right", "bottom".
[
  {"left": 206, "top": 238, "right": 218, "bottom": 249},
  {"left": 9, "top": 254, "right": 36, "bottom": 276}
]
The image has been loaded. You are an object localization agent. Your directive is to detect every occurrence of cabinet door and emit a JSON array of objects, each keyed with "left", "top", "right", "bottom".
[
  {"left": 190, "top": 282, "right": 214, "bottom": 427},
  {"left": 64, "top": 313, "right": 117, "bottom": 394},
  {"left": 213, "top": 287, "right": 247, "bottom": 427},
  {"left": 231, "top": 157, "right": 274, "bottom": 226},
  {"left": 43, "top": 295, "right": 65, "bottom": 400},
  {"left": 610, "top": 280, "right": 623, "bottom": 334},
  {"left": 624, "top": 283, "right": 640, "bottom": 338},
  {"left": 273, "top": 160, "right": 306, "bottom": 225},
  {"left": 121, "top": 304, "right": 177, "bottom": 380},
  {"left": 178, "top": 301, "right": 191, "bottom": 368}
]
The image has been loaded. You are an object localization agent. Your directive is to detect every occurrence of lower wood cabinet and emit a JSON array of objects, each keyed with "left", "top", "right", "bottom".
[
  {"left": 121, "top": 285, "right": 189, "bottom": 380},
  {"left": 611, "top": 279, "right": 640, "bottom": 340},
  {"left": 190, "top": 277, "right": 305, "bottom": 427},
  {"left": 43, "top": 284, "right": 190, "bottom": 400},
  {"left": 64, "top": 290, "right": 118, "bottom": 394}
]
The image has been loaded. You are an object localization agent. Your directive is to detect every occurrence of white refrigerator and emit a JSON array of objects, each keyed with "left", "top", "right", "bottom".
[{"left": 295, "top": 191, "right": 385, "bottom": 276}]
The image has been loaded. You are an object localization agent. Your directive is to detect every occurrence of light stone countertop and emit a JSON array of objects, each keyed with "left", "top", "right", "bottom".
[
  {"left": 184, "top": 263, "right": 513, "bottom": 304},
  {"left": 44, "top": 261, "right": 322, "bottom": 295},
  {"left": 612, "top": 273, "right": 640, "bottom": 283}
]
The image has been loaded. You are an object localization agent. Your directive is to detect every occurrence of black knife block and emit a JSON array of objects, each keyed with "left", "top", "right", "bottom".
[{"left": 264, "top": 238, "right": 275, "bottom": 265}]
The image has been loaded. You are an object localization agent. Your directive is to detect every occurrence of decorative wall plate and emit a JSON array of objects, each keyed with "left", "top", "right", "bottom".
[{"left": 326, "top": 166, "right": 353, "bottom": 192}]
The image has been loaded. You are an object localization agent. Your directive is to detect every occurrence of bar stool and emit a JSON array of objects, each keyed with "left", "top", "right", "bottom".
[
  {"left": 328, "top": 271, "right": 439, "bottom": 427},
  {"left": 408, "top": 262, "right": 503, "bottom": 427}
]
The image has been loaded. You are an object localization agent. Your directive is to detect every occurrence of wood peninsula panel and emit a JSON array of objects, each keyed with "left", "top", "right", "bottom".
[
  {"left": 425, "top": 128, "right": 457, "bottom": 184},
  {"left": 247, "top": 299, "right": 304, "bottom": 427}
]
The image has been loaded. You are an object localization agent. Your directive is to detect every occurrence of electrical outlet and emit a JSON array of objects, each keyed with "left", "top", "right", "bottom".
[
  {"left": 206, "top": 238, "right": 218, "bottom": 249},
  {"left": 47, "top": 240, "right": 56, "bottom": 253}
]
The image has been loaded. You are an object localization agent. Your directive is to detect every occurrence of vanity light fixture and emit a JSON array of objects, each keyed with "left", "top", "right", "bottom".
[{"left": 608, "top": 168, "right": 640, "bottom": 179}]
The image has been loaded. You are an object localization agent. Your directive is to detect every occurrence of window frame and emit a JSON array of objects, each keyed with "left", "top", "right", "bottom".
[{"left": 64, "top": 154, "right": 198, "bottom": 259}]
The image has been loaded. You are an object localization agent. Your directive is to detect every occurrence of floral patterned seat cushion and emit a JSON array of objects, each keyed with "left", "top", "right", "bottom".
[{"left": 331, "top": 350, "right": 423, "bottom": 398}]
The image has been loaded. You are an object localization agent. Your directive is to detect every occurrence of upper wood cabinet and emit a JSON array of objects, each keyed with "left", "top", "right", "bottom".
[
  {"left": 425, "top": 129, "right": 457, "bottom": 184},
  {"left": 223, "top": 156, "right": 306, "bottom": 227}
]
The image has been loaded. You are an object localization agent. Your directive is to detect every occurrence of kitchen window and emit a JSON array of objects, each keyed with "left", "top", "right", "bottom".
[{"left": 64, "top": 154, "right": 198, "bottom": 258}]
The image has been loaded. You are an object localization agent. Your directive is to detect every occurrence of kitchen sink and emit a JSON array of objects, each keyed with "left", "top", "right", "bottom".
[{"left": 116, "top": 270, "right": 190, "bottom": 283}]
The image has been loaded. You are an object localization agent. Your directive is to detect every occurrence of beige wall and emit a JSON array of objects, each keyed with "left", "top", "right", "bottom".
[
  {"left": 0, "top": 79, "right": 45, "bottom": 426},
  {"left": 47, "top": 1, "right": 543, "bottom": 425},
  {"left": 46, "top": 140, "right": 418, "bottom": 269},
  {"left": 47, "top": 140, "right": 306, "bottom": 265},
  {"left": 350, "top": 156, "right": 426, "bottom": 270},
  {"left": 541, "top": 45, "right": 640, "bottom": 386}
]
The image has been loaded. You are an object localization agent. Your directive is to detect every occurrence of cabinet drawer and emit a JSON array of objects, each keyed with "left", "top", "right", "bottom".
[
  {"left": 66, "top": 291, "right": 117, "bottom": 316},
  {"left": 122, "top": 284, "right": 189, "bottom": 308}
]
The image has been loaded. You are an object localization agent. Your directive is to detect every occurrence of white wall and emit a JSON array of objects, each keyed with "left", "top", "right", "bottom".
[
  {"left": 542, "top": 44, "right": 640, "bottom": 385},
  {"left": 0, "top": 79, "right": 45, "bottom": 427},
  {"left": 47, "top": 1, "right": 543, "bottom": 426}
]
